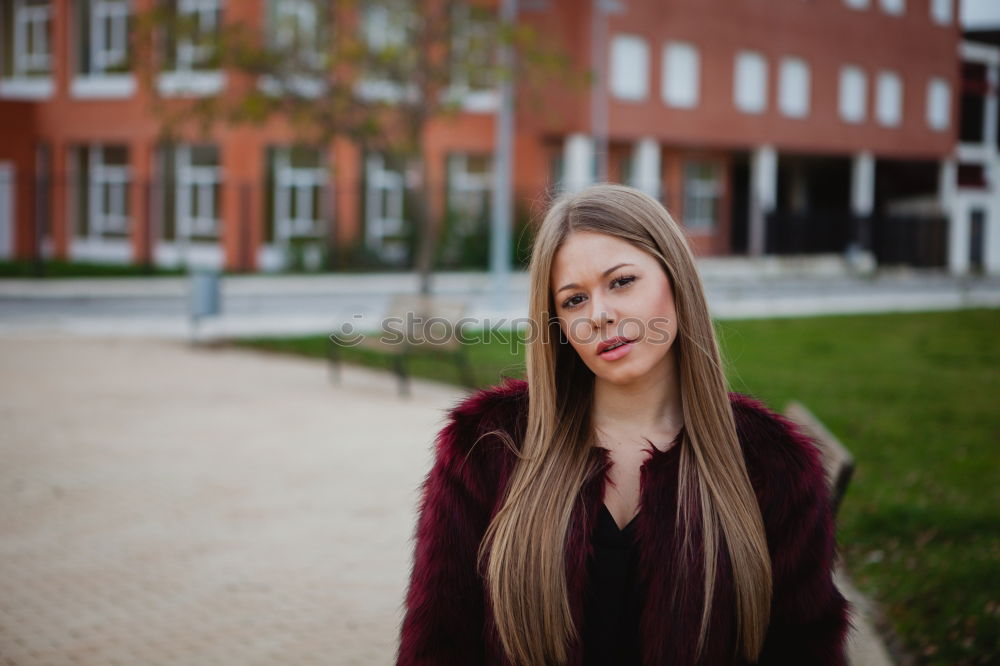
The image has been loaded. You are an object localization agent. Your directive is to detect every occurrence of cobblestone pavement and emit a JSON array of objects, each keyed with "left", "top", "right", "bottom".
[
  {"left": 0, "top": 335, "right": 466, "bottom": 666},
  {"left": 0, "top": 335, "right": 891, "bottom": 665}
]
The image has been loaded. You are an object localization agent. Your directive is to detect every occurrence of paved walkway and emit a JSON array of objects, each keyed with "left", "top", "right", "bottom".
[{"left": 0, "top": 335, "right": 891, "bottom": 664}]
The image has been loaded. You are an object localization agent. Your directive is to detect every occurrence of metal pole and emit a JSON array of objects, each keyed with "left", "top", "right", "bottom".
[
  {"left": 490, "top": 0, "right": 517, "bottom": 313},
  {"left": 590, "top": 0, "right": 606, "bottom": 183}
]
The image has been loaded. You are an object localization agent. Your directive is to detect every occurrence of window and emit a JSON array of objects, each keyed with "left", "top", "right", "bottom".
[
  {"left": 610, "top": 35, "right": 649, "bottom": 102},
  {"left": 156, "top": 0, "right": 224, "bottom": 95},
  {"left": 879, "top": 0, "right": 905, "bottom": 16},
  {"left": 74, "top": 0, "right": 131, "bottom": 76},
  {"left": 778, "top": 57, "right": 810, "bottom": 118},
  {"left": 734, "top": 50, "right": 767, "bottom": 114},
  {"left": 164, "top": 0, "right": 223, "bottom": 73},
  {"left": 365, "top": 153, "right": 409, "bottom": 264},
  {"left": 926, "top": 77, "right": 950, "bottom": 131},
  {"left": 71, "top": 0, "right": 135, "bottom": 97},
  {"left": 447, "top": 154, "right": 493, "bottom": 233},
  {"left": 876, "top": 70, "right": 902, "bottom": 127},
  {"left": 930, "top": 0, "right": 951, "bottom": 24},
  {"left": 173, "top": 144, "right": 222, "bottom": 240},
  {"left": 960, "top": 62, "right": 987, "bottom": 143},
  {"left": 357, "top": 1, "right": 419, "bottom": 103},
  {"left": 661, "top": 41, "right": 699, "bottom": 109},
  {"left": 266, "top": 0, "right": 326, "bottom": 69},
  {"left": 549, "top": 150, "right": 565, "bottom": 193},
  {"left": 362, "top": 2, "right": 410, "bottom": 52},
  {"left": 450, "top": 4, "right": 495, "bottom": 93},
  {"left": 843, "top": 0, "right": 869, "bottom": 8},
  {"left": 268, "top": 146, "right": 327, "bottom": 245},
  {"left": 683, "top": 162, "right": 722, "bottom": 232},
  {"left": 839, "top": 65, "right": 867, "bottom": 124},
  {"left": 70, "top": 145, "right": 131, "bottom": 240},
  {"left": 442, "top": 153, "right": 493, "bottom": 266},
  {"left": 1, "top": 0, "right": 52, "bottom": 78}
]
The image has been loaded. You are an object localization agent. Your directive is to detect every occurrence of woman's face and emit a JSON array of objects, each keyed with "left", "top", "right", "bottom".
[{"left": 549, "top": 231, "right": 678, "bottom": 386}]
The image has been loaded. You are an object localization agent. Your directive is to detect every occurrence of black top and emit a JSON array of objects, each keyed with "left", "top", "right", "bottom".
[{"left": 582, "top": 502, "right": 644, "bottom": 666}]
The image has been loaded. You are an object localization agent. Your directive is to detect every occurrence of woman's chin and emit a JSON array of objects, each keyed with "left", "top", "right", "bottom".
[{"left": 592, "top": 363, "right": 647, "bottom": 386}]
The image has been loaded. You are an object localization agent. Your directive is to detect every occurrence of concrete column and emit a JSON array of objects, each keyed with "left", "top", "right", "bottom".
[
  {"left": 749, "top": 145, "right": 776, "bottom": 256},
  {"left": 631, "top": 137, "right": 661, "bottom": 199},
  {"left": 850, "top": 151, "right": 875, "bottom": 218},
  {"left": 563, "top": 133, "right": 595, "bottom": 194},
  {"left": 948, "top": 202, "right": 970, "bottom": 276},
  {"left": 940, "top": 160, "right": 966, "bottom": 275},
  {"left": 938, "top": 158, "right": 956, "bottom": 212}
]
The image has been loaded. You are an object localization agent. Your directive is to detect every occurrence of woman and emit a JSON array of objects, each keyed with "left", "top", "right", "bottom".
[{"left": 396, "top": 183, "right": 852, "bottom": 665}]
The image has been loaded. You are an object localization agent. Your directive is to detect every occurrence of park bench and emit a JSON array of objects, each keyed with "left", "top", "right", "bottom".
[
  {"left": 783, "top": 400, "right": 856, "bottom": 518},
  {"left": 327, "top": 293, "right": 476, "bottom": 398}
]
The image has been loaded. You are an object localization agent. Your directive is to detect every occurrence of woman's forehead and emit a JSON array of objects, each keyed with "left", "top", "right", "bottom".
[{"left": 551, "top": 245, "right": 652, "bottom": 292}]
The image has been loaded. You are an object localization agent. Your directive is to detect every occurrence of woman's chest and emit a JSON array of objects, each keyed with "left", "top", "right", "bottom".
[{"left": 600, "top": 448, "right": 653, "bottom": 530}]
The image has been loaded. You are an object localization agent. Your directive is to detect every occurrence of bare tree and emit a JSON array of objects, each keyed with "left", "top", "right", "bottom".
[{"left": 133, "top": 0, "right": 583, "bottom": 293}]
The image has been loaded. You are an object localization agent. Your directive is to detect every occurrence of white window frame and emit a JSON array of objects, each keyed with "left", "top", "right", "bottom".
[
  {"left": 356, "top": 3, "right": 419, "bottom": 104},
  {"left": 176, "top": 0, "right": 220, "bottom": 71},
  {"left": 362, "top": 3, "right": 411, "bottom": 52},
  {"left": 91, "top": 0, "right": 130, "bottom": 73},
  {"left": 682, "top": 161, "right": 722, "bottom": 232},
  {"left": 269, "top": 0, "right": 324, "bottom": 69},
  {"left": 71, "top": 0, "right": 136, "bottom": 99},
  {"left": 446, "top": 153, "right": 493, "bottom": 236},
  {"left": 930, "top": 0, "right": 952, "bottom": 25},
  {"left": 661, "top": 41, "right": 699, "bottom": 109},
  {"left": 14, "top": 0, "right": 52, "bottom": 75},
  {"left": 176, "top": 144, "right": 222, "bottom": 239},
  {"left": 0, "top": 0, "right": 55, "bottom": 98},
  {"left": 926, "top": 77, "right": 950, "bottom": 131},
  {"left": 87, "top": 145, "right": 131, "bottom": 237},
  {"left": 609, "top": 34, "right": 649, "bottom": 102},
  {"left": 778, "top": 56, "right": 810, "bottom": 118},
  {"left": 879, "top": 0, "right": 905, "bottom": 16},
  {"left": 875, "top": 70, "right": 903, "bottom": 127},
  {"left": 445, "top": 3, "right": 498, "bottom": 112},
  {"left": 734, "top": 50, "right": 768, "bottom": 114},
  {"left": 157, "top": 0, "right": 225, "bottom": 96},
  {"left": 365, "top": 153, "right": 408, "bottom": 264},
  {"left": 273, "top": 147, "right": 327, "bottom": 242},
  {"left": 839, "top": 65, "right": 867, "bottom": 124}
]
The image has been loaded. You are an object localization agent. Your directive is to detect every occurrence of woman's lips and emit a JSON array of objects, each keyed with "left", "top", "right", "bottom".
[{"left": 598, "top": 339, "right": 635, "bottom": 360}]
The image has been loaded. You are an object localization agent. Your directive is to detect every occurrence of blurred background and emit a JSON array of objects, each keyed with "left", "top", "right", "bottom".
[{"left": 0, "top": 0, "right": 998, "bottom": 664}]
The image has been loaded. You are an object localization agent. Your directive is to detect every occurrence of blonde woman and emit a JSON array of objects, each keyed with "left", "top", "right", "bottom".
[{"left": 396, "top": 183, "right": 852, "bottom": 665}]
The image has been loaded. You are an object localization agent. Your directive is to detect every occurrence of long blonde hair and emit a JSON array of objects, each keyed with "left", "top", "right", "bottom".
[{"left": 476, "top": 183, "right": 772, "bottom": 665}]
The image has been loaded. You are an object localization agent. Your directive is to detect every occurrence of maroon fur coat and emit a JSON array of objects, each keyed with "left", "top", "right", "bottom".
[{"left": 396, "top": 378, "right": 852, "bottom": 665}]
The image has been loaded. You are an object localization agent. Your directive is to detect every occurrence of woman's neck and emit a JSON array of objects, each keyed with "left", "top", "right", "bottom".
[{"left": 591, "top": 361, "right": 684, "bottom": 441}]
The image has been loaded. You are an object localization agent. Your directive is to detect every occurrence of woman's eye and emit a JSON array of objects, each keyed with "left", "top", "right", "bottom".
[
  {"left": 612, "top": 275, "right": 635, "bottom": 289},
  {"left": 561, "top": 275, "right": 636, "bottom": 309}
]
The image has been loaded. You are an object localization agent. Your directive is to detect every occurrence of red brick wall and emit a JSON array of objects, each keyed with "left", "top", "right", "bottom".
[{"left": 0, "top": 101, "right": 37, "bottom": 259}]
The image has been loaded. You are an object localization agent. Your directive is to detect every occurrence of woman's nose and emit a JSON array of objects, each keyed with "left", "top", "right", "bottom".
[{"left": 587, "top": 295, "right": 615, "bottom": 328}]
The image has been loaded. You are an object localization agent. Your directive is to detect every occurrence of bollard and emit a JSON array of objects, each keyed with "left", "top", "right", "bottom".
[{"left": 189, "top": 268, "right": 222, "bottom": 345}]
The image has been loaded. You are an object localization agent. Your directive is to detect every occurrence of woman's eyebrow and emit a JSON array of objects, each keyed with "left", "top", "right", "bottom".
[{"left": 556, "top": 263, "right": 634, "bottom": 294}]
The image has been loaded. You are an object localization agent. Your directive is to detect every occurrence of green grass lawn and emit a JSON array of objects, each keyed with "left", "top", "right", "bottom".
[{"left": 234, "top": 308, "right": 1000, "bottom": 665}]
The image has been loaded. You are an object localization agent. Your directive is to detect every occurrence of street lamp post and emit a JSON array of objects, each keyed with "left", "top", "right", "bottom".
[{"left": 490, "top": 0, "right": 517, "bottom": 313}]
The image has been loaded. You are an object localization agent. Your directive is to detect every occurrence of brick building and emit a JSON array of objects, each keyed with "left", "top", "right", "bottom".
[{"left": 0, "top": 0, "right": 995, "bottom": 274}]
